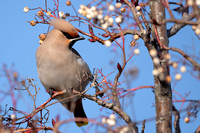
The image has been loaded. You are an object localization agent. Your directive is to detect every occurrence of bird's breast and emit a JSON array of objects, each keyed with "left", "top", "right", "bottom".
[{"left": 36, "top": 47, "right": 90, "bottom": 94}]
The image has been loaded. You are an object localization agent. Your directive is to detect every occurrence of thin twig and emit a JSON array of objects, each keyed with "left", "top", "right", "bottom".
[{"left": 141, "top": 120, "right": 146, "bottom": 133}]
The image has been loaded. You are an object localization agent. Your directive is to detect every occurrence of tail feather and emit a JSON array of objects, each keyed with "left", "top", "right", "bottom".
[
  {"left": 74, "top": 99, "right": 88, "bottom": 127},
  {"left": 62, "top": 98, "right": 88, "bottom": 127}
]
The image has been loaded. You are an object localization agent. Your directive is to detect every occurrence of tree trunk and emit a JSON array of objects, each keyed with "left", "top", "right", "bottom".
[{"left": 149, "top": 0, "right": 172, "bottom": 133}]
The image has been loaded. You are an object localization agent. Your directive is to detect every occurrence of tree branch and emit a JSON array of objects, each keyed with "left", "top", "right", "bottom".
[
  {"left": 73, "top": 91, "right": 138, "bottom": 133},
  {"left": 169, "top": 47, "right": 200, "bottom": 71},
  {"left": 77, "top": 28, "right": 140, "bottom": 44},
  {"left": 172, "top": 105, "right": 181, "bottom": 133},
  {"left": 168, "top": 13, "right": 195, "bottom": 37},
  {"left": 149, "top": 0, "right": 172, "bottom": 133},
  {"left": 123, "top": 0, "right": 144, "bottom": 31}
]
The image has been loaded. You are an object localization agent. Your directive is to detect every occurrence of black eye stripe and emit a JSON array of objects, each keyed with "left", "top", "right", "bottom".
[
  {"left": 61, "top": 31, "right": 80, "bottom": 39},
  {"left": 62, "top": 31, "right": 74, "bottom": 39}
]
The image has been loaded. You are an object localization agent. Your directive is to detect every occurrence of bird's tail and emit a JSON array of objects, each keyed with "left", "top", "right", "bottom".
[
  {"left": 73, "top": 99, "right": 88, "bottom": 127},
  {"left": 62, "top": 98, "right": 88, "bottom": 127}
]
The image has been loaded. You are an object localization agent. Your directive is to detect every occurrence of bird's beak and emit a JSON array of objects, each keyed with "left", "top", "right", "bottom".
[
  {"left": 69, "top": 36, "right": 85, "bottom": 48},
  {"left": 78, "top": 36, "right": 85, "bottom": 40}
]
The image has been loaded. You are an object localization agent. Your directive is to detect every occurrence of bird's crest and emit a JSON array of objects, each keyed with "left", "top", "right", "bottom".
[{"left": 49, "top": 19, "right": 79, "bottom": 37}]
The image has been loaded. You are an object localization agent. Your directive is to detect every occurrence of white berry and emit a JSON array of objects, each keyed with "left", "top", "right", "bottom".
[
  {"left": 108, "top": 5, "right": 115, "bottom": 11},
  {"left": 152, "top": 69, "right": 159, "bottom": 76},
  {"left": 91, "top": 6, "right": 96, "bottom": 11},
  {"left": 153, "top": 58, "right": 160, "bottom": 65},
  {"left": 180, "top": 66, "right": 186, "bottom": 73},
  {"left": 195, "top": 28, "right": 200, "bottom": 35},
  {"left": 184, "top": 117, "right": 190, "bottom": 123},
  {"left": 108, "top": 17, "right": 114, "bottom": 25},
  {"left": 134, "top": 48, "right": 140, "bottom": 55},
  {"left": 175, "top": 73, "right": 182, "bottom": 80},
  {"left": 115, "top": 16, "right": 122, "bottom": 23},
  {"left": 136, "top": 6, "right": 141, "bottom": 11},
  {"left": 106, "top": 119, "right": 116, "bottom": 126},
  {"left": 109, "top": 114, "right": 116, "bottom": 120},
  {"left": 46, "top": 11, "right": 51, "bottom": 16},
  {"left": 86, "top": 14, "right": 92, "bottom": 20},
  {"left": 150, "top": 49, "right": 157, "bottom": 57},
  {"left": 97, "top": 14, "right": 103, "bottom": 20},
  {"left": 134, "top": 35, "right": 140, "bottom": 40},
  {"left": 101, "top": 23, "right": 108, "bottom": 29},
  {"left": 104, "top": 40, "right": 111, "bottom": 47},
  {"left": 39, "top": 40, "right": 44, "bottom": 44},
  {"left": 23, "top": 7, "right": 29, "bottom": 13},
  {"left": 80, "top": 5, "right": 86, "bottom": 10},
  {"left": 115, "top": 16, "right": 123, "bottom": 23},
  {"left": 172, "top": 62, "right": 178, "bottom": 69},
  {"left": 115, "top": 2, "right": 122, "bottom": 8},
  {"left": 188, "top": 0, "right": 193, "bottom": 6},
  {"left": 59, "top": 11, "right": 65, "bottom": 18},
  {"left": 196, "top": 0, "right": 200, "bottom": 5},
  {"left": 10, "top": 114, "right": 16, "bottom": 120},
  {"left": 102, "top": 117, "right": 107, "bottom": 124}
]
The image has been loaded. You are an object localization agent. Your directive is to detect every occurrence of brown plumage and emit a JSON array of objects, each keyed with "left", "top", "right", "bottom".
[
  {"left": 36, "top": 19, "right": 90, "bottom": 127},
  {"left": 49, "top": 19, "right": 79, "bottom": 37}
]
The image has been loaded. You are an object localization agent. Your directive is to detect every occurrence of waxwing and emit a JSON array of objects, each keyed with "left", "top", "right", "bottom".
[{"left": 36, "top": 19, "right": 90, "bottom": 127}]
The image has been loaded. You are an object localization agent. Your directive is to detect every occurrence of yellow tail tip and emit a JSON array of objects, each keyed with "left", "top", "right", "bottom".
[{"left": 76, "top": 121, "right": 88, "bottom": 127}]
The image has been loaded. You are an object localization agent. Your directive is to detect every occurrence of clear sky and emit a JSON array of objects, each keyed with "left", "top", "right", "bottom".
[{"left": 0, "top": 0, "right": 200, "bottom": 133}]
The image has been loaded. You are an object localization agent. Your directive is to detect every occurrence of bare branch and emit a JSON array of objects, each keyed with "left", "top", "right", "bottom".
[
  {"left": 172, "top": 105, "right": 181, "bottom": 133},
  {"left": 168, "top": 13, "right": 195, "bottom": 37},
  {"left": 141, "top": 120, "right": 146, "bottom": 133},
  {"left": 73, "top": 91, "right": 138, "bottom": 133},
  {"left": 169, "top": 47, "right": 200, "bottom": 71},
  {"left": 77, "top": 28, "right": 140, "bottom": 44},
  {"left": 14, "top": 127, "right": 54, "bottom": 133},
  {"left": 124, "top": 0, "right": 144, "bottom": 31},
  {"left": 195, "top": 126, "right": 200, "bottom": 133}
]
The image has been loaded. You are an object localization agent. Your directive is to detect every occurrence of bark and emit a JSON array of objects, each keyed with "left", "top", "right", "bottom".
[{"left": 149, "top": 0, "right": 172, "bottom": 133}]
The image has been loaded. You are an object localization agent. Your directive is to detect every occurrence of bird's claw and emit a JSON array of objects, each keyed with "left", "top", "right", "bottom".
[{"left": 47, "top": 88, "right": 55, "bottom": 98}]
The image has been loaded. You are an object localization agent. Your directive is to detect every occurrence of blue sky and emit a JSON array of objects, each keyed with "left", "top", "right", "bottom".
[{"left": 0, "top": 0, "right": 200, "bottom": 132}]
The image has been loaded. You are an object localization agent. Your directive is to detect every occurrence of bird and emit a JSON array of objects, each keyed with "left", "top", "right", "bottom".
[{"left": 36, "top": 18, "right": 91, "bottom": 127}]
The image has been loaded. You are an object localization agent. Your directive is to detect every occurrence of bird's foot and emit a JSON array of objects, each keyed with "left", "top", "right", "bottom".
[
  {"left": 95, "top": 88, "right": 104, "bottom": 98},
  {"left": 46, "top": 88, "right": 55, "bottom": 98},
  {"left": 46, "top": 88, "right": 67, "bottom": 98}
]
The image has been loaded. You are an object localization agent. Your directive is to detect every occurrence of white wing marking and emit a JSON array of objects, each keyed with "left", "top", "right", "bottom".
[{"left": 77, "top": 58, "right": 85, "bottom": 66}]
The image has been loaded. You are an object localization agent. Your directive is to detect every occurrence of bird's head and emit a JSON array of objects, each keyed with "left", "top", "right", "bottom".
[{"left": 49, "top": 19, "right": 85, "bottom": 48}]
